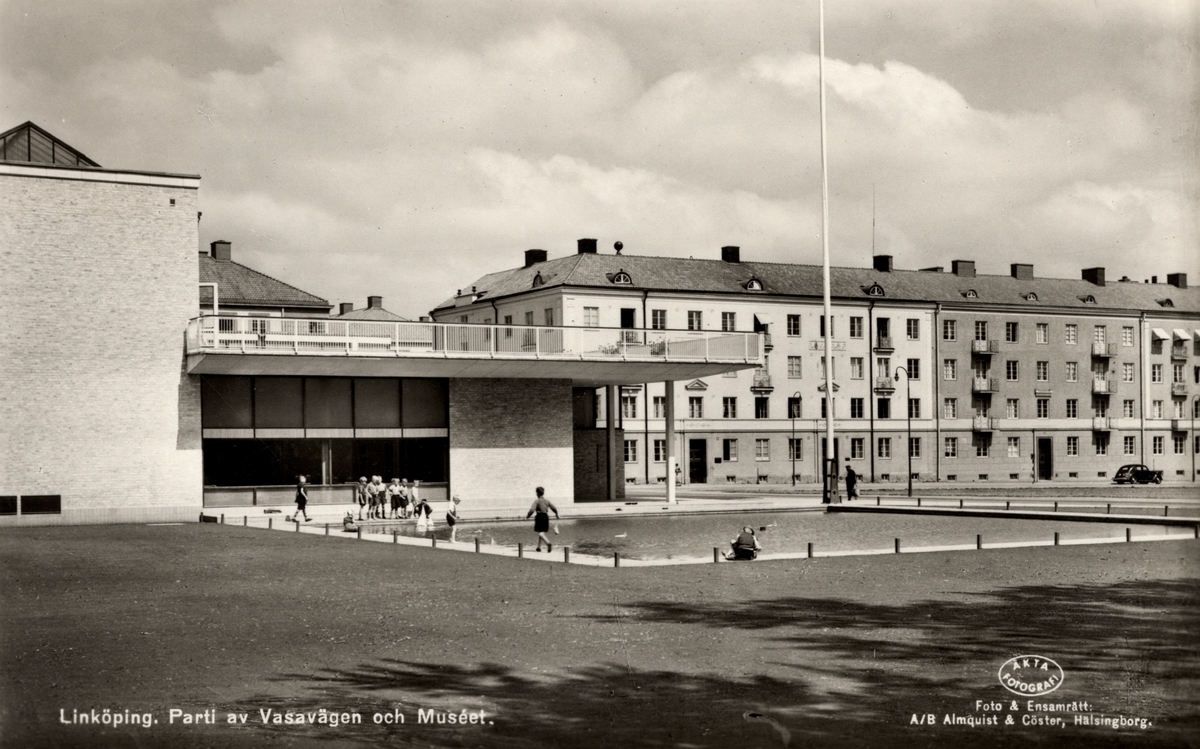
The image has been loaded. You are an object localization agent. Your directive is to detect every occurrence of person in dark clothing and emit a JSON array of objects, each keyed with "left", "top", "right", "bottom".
[
  {"left": 726, "top": 526, "right": 761, "bottom": 560},
  {"left": 845, "top": 459, "right": 859, "bottom": 500},
  {"left": 525, "top": 486, "right": 559, "bottom": 552},
  {"left": 294, "top": 475, "right": 312, "bottom": 522}
]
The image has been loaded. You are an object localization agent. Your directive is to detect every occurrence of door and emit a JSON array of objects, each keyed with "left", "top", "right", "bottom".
[
  {"left": 1037, "top": 438, "right": 1053, "bottom": 480},
  {"left": 688, "top": 438, "right": 707, "bottom": 484}
]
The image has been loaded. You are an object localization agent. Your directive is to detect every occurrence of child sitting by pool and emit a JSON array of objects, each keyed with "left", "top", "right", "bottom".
[{"left": 725, "top": 526, "right": 761, "bottom": 560}]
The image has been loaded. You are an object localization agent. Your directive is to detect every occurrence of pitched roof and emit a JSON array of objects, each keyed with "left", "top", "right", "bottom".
[
  {"left": 435, "top": 252, "right": 1200, "bottom": 315},
  {"left": 199, "top": 255, "right": 331, "bottom": 310},
  {"left": 0, "top": 121, "right": 100, "bottom": 167},
  {"left": 337, "top": 307, "right": 409, "bottom": 321}
]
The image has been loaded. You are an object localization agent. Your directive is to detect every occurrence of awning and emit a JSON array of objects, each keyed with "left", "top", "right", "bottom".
[
  {"left": 1173, "top": 328, "right": 1192, "bottom": 340},
  {"left": 1151, "top": 328, "right": 1170, "bottom": 340}
]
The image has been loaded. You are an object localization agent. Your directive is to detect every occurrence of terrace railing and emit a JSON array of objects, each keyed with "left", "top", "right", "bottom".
[{"left": 187, "top": 316, "right": 762, "bottom": 363}]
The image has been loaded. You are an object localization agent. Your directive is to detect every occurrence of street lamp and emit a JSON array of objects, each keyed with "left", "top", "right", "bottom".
[
  {"left": 791, "top": 391, "right": 801, "bottom": 486},
  {"left": 1192, "top": 394, "right": 1199, "bottom": 483},
  {"left": 895, "top": 366, "right": 913, "bottom": 497}
]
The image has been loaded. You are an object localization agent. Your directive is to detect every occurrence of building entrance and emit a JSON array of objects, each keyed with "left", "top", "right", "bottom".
[
  {"left": 1037, "top": 437, "right": 1053, "bottom": 480},
  {"left": 688, "top": 439, "right": 707, "bottom": 484}
]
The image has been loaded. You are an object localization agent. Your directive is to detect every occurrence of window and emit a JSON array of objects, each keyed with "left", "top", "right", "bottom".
[
  {"left": 820, "top": 398, "right": 828, "bottom": 419},
  {"left": 787, "top": 314, "right": 801, "bottom": 336},
  {"left": 1005, "top": 322, "right": 1019, "bottom": 343},
  {"left": 525, "top": 311, "right": 535, "bottom": 326},
  {"left": 1153, "top": 436, "right": 1164, "bottom": 455},
  {"left": 623, "top": 439, "right": 638, "bottom": 463},
  {"left": 974, "top": 321, "right": 988, "bottom": 341},
  {"left": 1036, "top": 361, "right": 1048, "bottom": 381},
  {"left": 621, "top": 394, "right": 638, "bottom": 419},
  {"left": 1175, "top": 399, "right": 1186, "bottom": 418},
  {"left": 1173, "top": 364, "right": 1185, "bottom": 384},
  {"left": 975, "top": 435, "right": 991, "bottom": 457},
  {"left": 723, "top": 439, "right": 738, "bottom": 462},
  {"left": 1122, "top": 326, "right": 1134, "bottom": 346},
  {"left": 1174, "top": 434, "right": 1186, "bottom": 455},
  {"left": 583, "top": 307, "right": 599, "bottom": 327},
  {"left": 1007, "top": 399, "right": 1020, "bottom": 419},
  {"left": 850, "top": 438, "right": 864, "bottom": 459},
  {"left": 1094, "top": 433, "right": 1109, "bottom": 456},
  {"left": 687, "top": 311, "right": 702, "bottom": 331},
  {"left": 876, "top": 357, "right": 889, "bottom": 378},
  {"left": 878, "top": 437, "right": 891, "bottom": 459},
  {"left": 944, "top": 437, "right": 959, "bottom": 458},
  {"left": 1123, "top": 362, "right": 1134, "bottom": 383},
  {"left": 906, "top": 358, "right": 920, "bottom": 380},
  {"left": 788, "top": 356, "right": 803, "bottom": 378},
  {"left": 755, "top": 397, "right": 770, "bottom": 419},
  {"left": 877, "top": 398, "right": 891, "bottom": 419},
  {"left": 850, "top": 357, "right": 864, "bottom": 379},
  {"left": 1007, "top": 437, "right": 1020, "bottom": 458},
  {"left": 944, "top": 359, "right": 957, "bottom": 380},
  {"left": 689, "top": 397, "right": 703, "bottom": 418},
  {"left": 721, "top": 312, "right": 736, "bottom": 332},
  {"left": 944, "top": 398, "right": 958, "bottom": 419},
  {"left": 544, "top": 308, "right": 555, "bottom": 326},
  {"left": 788, "top": 439, "right": 802, "bottom": 461},
  {"left": 1151, "top": 364, "right": 1163, "bottom": 383},
  {"left": 819, "top": 315, "right": 834, "bottom": 337},
  {"left": 850, "top": 398, "right": 864, "bottom": 419},
  {"left": 1066, "top": 436, "right": 1079, "bottom": 456},
  {"left": 755, "top": 439, "right": 770, "bottom": 461},
  {"left": 652, "top": 396, "right": 665, "bottom": 418},
  {"left": 1123, "top": 399, "right": 1135, "bottom": 418},
  {"left": 1065, "top": 324, "right": 1077, "bottom": 345},
  {"left": 651, "top": 310, "right": 666, "bottom": 330},
  {"left": 722, "top": 397, "right": 737, "bottom": 419},
  {"left": 1123, "top": 436, "right": 1135, "bottom": 455},
  {"left": 1151, "top": 339, "right": 1163, "bottom": 355},
  {"left": 1066, "top": 399, "right": 1078, "bottom": 419},
  {"left": 1094, "top": 326, "right": 1107, "bottom": 344},
  {"left": 787, "top": 396, "right": 801, "bottom": 418},
  {"left": 909, "top": 437, "right": 921, "bottom": 458},
  {"left": 1036, "top": 323, "right": 1049, "bottom": 344},
  {"left": 1152, "top": 400, "right": 1163, "bottom": 419},
  {"left": 906, "top": 319, "right": 920, "bottom": 340},
  {"left": 819, "top": 357, "right": 835, "bottom": 380},
  {"left": 908, "top": 398, "right": 921, "bottom": 418},
  {"left": 849, "top": 317, "right": 863, "bottom": 338},
  {"left": 653, "top": 439, "right": 666, "bottom": 463},
  {"left": 943, "top": 320, "right": 957, "bottom": 341},
  {"left": 1006, "top": 361, "right": 1019, "bottom": 381},
  {"left": 1037, "top": 399, "right": 1049, "bottom": 418}
]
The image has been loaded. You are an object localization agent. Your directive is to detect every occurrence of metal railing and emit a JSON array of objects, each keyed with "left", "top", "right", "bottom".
[
  {"left": 1171, "top": 345, "right": 1188, "bottom": 360},
  {"left": 972, "top": 377, "right": 999, "bottom": 393},
  {"left": 187, "top": 316, "right": 762, "bottom": 363},
  {"left": 1092, "top": 378, "right": 1117, "bottom": 395},
  {"left": 874, "top": 376, "right": 895, "bottom": 391},
  {"left": 1171, "top": 382, "right": 1188, "bottom": 397},
  {"left": 874, "top": 335, "right": 894, "bottom": 351},
  {"left": 971, "top": 339, "right": 999, "bottom": 355},
  {"left": 1092, "top": 416, "right": 1112, "bottom": 431},
  {"left": 751, "top": 372, "right": 773, "bottom": 390},
  {"left": 972, "top": 416, "right": 997, "bottom": 431},
  {"left": 1091, "top": 342, "right": 1116, "bottom": 357}
]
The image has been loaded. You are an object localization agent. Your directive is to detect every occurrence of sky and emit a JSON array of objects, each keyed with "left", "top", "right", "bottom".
[{"left": 3, "top": 0, "right": 1196, "bottom": 318}]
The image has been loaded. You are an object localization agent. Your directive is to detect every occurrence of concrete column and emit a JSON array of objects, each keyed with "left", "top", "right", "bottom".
[
  {"left": 606, "top": 385, "right": 618, "bottom": 501},
  {"left": 665, "top": 380, "right": 676, "bottom": 503}
]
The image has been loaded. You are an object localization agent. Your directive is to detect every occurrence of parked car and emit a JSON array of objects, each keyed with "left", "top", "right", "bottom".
[{"left": 1112, "top": 464, "right": 1163, "bottom": 485}]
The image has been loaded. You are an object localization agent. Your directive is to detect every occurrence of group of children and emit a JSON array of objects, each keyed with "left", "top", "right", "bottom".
[{"left": 357, "top": 476, "right": 430, "bottom": 521}]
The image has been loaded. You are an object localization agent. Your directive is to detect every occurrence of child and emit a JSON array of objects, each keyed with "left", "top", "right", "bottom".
[
  {"left": 368, "top": 475, "right": 385, "bottom": 520},
  {"left": 386, "top": 478, "right": 403, "bottom": 519},
  {"left": 355, "top": 477, "right": 369, "bottom": 520},
  {"left": 446, "top": 494, "right": 461, "bottom": 542},
  {"left": 294, "top": 475, "right": 312, "bottom": 522}
]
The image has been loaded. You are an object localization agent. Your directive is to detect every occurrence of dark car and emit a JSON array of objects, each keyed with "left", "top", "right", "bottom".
[{"left": 1112, "top": 464, "right": 1163, "bottom": 485}]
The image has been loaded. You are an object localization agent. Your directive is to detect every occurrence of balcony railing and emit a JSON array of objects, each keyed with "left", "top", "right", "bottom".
[
  {"left": 971, "top": 339, "right": 999, "bottom": 355},
  {"left": 1171, "top": 345, "right": 1188, "bottom": 360},
  {"left": 751, "top": 372, "right": 774, "bottom": 391},
  {"left": 187, "top": 316, "right": 762, "bottom": 363},
  {"left": 873, "top": 336, "right": 894, "bottom": 352},
  {"left": 1091, "top": 342, "right": 1116, "bottom": 358},
  {"left": 1092, "top": 416, "right": 1112, "bottom": 431},
  {"left": 761, "top": 334, "right": 773, "bottom": 352},
  {"left": 1092, "top": 378, "right": 1117, "bottom": 395},
  {"left": 1171, "top": 383, "right": 1188, "bottom": 397},
  {"left": 874, "top": 376, "right": 895, "bottom": 392},
  {"left": 972, "top": 377, "right": 999, "bottom": 393},
  {"left": 972, "top": 416, "right": 997, "bottom": 431}
]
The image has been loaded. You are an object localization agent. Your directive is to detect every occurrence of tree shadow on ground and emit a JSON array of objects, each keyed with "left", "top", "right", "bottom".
[{"left": 232, "top": 579, "right": 1199, "bottom": 749}]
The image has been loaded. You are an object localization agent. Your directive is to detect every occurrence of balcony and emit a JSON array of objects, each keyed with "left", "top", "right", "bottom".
[
  {"left": 750, "top": 372, "right": 774, "bottom": 393},
  {"left": 185, "top": 316, "right": 764, "bottom": 386},
  {"left": 1172, "top": 419, "right": 1191, "bottom": 431},
  {"left": 874, "top": 376, "right": 895, "bottom": 393},
  {"left": 761, "top": 333, "right": 773, "bottom": 353},
  {"left": 1091, "top": 342, "right": 1117, "bottom": 358},
  {"left": 1091, "top": 416, "right": 1112, "bottom": 431},
  {"left": 1172, "top": 383, "right": 1188, "bottom": 397},
  {"left": 874, "top": 335, "right": 894, "bottom": 353},
  {"left": 1092, "top": 379, "right": 1117, "bottom": 395},
  {"left": 972, "top": 416, "right": 997, "bottom": 432},
  {"left": 971, "top": 339, "right": 999, "bottom": 355},
  {"left": 1171, "top": 345, "right": 1188, "bottom": 361},
  {"left": 972, "top": 377, "right": 999, "bottom": 393}
]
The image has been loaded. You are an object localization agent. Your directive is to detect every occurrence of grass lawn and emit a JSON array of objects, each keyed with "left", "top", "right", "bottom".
[{"left": 2, "top": 524, "right": 1198, "bottom": 748}]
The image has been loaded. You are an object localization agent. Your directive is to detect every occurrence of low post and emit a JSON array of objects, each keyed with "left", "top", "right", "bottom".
[
  {"left": 876, "top": 497, "right": 880, "bottom": 506},
  {"left": 1054, "top": 501, "right": 1058, "bottom": 512},
  {"left": 894, "top": 538, "right": 901, "bottom": 554},
  {"left": 1194, "top": 525, "right": 1199, "bottom": 539},
  {"left": 1054, "top": 532, "right": 1060, "bottom": 546},
  {"left": 295, "top": 520, "right": 300, "bottom": 532},
  {"left": 1126, "top": 528, "right": 1132, "bottom": 543},
  {"left": 1107, "top": 503, "right": 1111, "bottom": 514},
  {"left": 614, "top": 552, "right": 620, "bottom": 568},
  {"left": 518, "top": 542, "right": 524, "bottom": 558},
  {"left": 713, "top": 547, "right": 720, "bottom": 563},
  {"left": 475, "top": 538, "right": 481, "bottom": 553},
  {"left": 269, "top": 518, "right": 273, "bottom": 530},
  {"left": 356, "top": 527, "right": 362, "bottom": 540},
  {"left": 976, "top": 534, "right": 982, "bottom": 550},
  {"left": 1165, "top": 505, "right": 1170, "bottom": 517},
  {"left": 432, "top": 536, "right": 437, "bottom": 548},
  {"left": 244, "top": 516, "right": 248, "bottom": 527},
  {"left": 959, "top": 499, "right": 963, "bottom": 509},
  {"left": 807, "top": 542, "right": 813, "bottom": 559},
  {"left": 325, "top": 523, "right": 329, "bottom": 536},
  {"left": 563, "top": 546, "right": 570, "bottom": 564},
  {"left": 917, "top": 498, "right": 921, "bottom": 508},
  {"left": 393, "top": 530, "right": 398, "bottom": 544},
  {"left": 221, "top": 514, "right": 225, "bottom": 524},
  {"left": 1006, "top": 501, "right": 1010, "bottom": 511}
]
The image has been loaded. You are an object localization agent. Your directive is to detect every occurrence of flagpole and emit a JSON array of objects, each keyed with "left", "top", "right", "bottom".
[{"left": 819, "top": 0, "right": 839, "bottom": 503}]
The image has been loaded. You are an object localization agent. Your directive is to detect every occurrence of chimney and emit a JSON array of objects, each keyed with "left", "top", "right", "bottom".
[
  {"left": 721, "top": 245, "right": 740, "bottom": 263},
  {"left": 1151, "top": 275, "right": 1158, "bottom": 284},
  {"left": 577, "top": 238, "right": 597, "bottom": 254},
  {"left": 1167, "top": 273, "right": 1187, "bottom": 289},
  {"left": 952, "top": 260, "right": 975, "bottom": 278},
  {"left": 1081, "top": 267, "right": 1105, "bottom": 286},
  {"left": 524, "top": 249, "right": 548, "bottom": 268},
  {"left": 210, "top": 240, "right": 232, "bottom": 261},
  {"left": 367, "top": 296, "right": 383, "bottom": 309},
  {"left": 873, "top": 254, "right": 893, "bottom": 272},
  {"left": 339, "top": 303, "right": 354, "bottom": 315},
  {"left": 1010, "top": 263, "right": 1033, "bottom": 280}
]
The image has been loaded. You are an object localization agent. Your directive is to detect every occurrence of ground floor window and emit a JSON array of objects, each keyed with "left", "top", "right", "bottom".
[
  {"left": 624, "top": 439, "right": 638, "bottom": 463},
  {"left": 755, "top": 439, "right": 770, "bottom": 461},
  {"left": 723, "top": 438, "right": 738, "bottom": 462},
  {"left": 1007, "top": 437, "right": 1020, "bottom": 458},
  {"left": 1094, "top": 434, "right": 1109, "bottom": 456},
  {"left": 909, "top": 437, "right": 920, "bottom": 458},
  {"left": 202, "top": 437, "right": 448, "bottom": 487},
  {"left": 944, "top": 437, "right": 958, "bottom": 458},
  {"left": 653, "top": 439, "right": 666, "bottom": 463},
  {"left": 1066, "top": 436, "right": 1078, "bottom": 456},
  {"left": 877, "top": 437, "right": 891, "bottom": 459},
  {"left": 1124, "top": 436, "right": 1136, "bottom": 455},
  {"left": 1174, "top": 434, "right": 1186, "bottom": 454},
  {"left": 850, "top": 437, "right": 865, "bottom": 459},
  {"left": 788, "top": 438, "right": 802, "bottom": 461},
  {"left": 1153, "top": 436, "right": 1164, "bottom": 455}
]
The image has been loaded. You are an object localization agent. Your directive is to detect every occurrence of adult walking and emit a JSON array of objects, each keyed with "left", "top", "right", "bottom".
[
  {"left": 294, "top": 475, "right": 312, "bottom": 522},
  {"left": 525, "top": 486, "right": 559, "bottom": 552},
  {"left": 844, "top": 459, "right": 859, "bottom": 501}
]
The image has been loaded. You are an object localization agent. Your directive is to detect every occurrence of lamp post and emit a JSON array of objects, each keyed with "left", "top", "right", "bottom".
[
  {"left": 895, "top": 366, "right": 912, "bottom": 497},
  {"left": 1192, "top": 394, "right": 1199, "bottom": 483},
  {"left": 791, "top": 391, "right": 801, "bottom": 486}
]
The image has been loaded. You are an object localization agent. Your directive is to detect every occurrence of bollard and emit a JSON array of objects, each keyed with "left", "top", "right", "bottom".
[
  {"left": 325, "top": 523, "right": 329, "bottom": 536},
  {"left": 356, "top": 527, "right": 362, "bottom": 540},
  {"left": 475, "top": 538, "right": 481, "bottom": 553},
  {"left": 1054, "top": 501, "right": 1058, "bottom": 512},
  {"left": 1107, "top": 503, "right": 1111, "bottom": 515},
  {"left": 244, "top": 516, "right": 248, "bottom": 527},
  {"left": 221, "top": 514, "right": 225, "bottom": 524},
  {"left": 432, "top": 536, "right": 437, "bottom": 548},
  {"left": 564, "top": 547, "right": 570, "bottom": 564},
  {"left": 917, "top": 498, "right": 922, "bottom": 508},
  {"left": 876, "top": 496, "right": 880, "bottom": 506},
  {"left": 1194, "top": 525, "right": 1199, "bottom": 539},
  {"left": 959, "top": 499, "right": 963, "bottom": 509},
  {"left": 807, "top": 542, "right": 813, "bottom": 559},
  {"left": 295, "top": 520, "right": 300, "bottom": 532},
  {"left": 714, "top": 547, "right": 720, "bottom": 563},
  {"left": 393, "top": 530, "right": 398, "bottom": 544},
  {"left": 1126, "top": 528, "right": 1131, "bottom": 543},
  {"left": 976, "top": 534, "right": 982, "bottom": 550},
  {"left": 1165, "top": 505, "right": 1169, "bottom": 517},
  {"left": 1054, "top": 532, "right": 1060, "bottom": 546},
  {"left": 894, "top": 538, "right": 901, "bottom": 554},
  {"left": 614, "top": 552, "right": 620, "bottom": 568},
  {"left": 518, "top": 543, "right": 524, "bottom": 558},
  {"left": 1006, "top": 501, "right": 1010, "bottom": 511},
  {"left": 269, "top": 518, "right": 273, "bottom": 530}
]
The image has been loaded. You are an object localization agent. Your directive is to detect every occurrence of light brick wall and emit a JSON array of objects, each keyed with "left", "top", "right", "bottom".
[
  {"left": 448, "top": 378, "right": 574, "bottom": 514},
  {"left": 0, "top": 168, "right": 203, "bottom": 524}
]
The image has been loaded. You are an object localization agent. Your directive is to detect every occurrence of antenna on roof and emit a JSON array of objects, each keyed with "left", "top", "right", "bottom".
[{"left": 871, "top": 182, "right": 876, "bottom": 256}]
